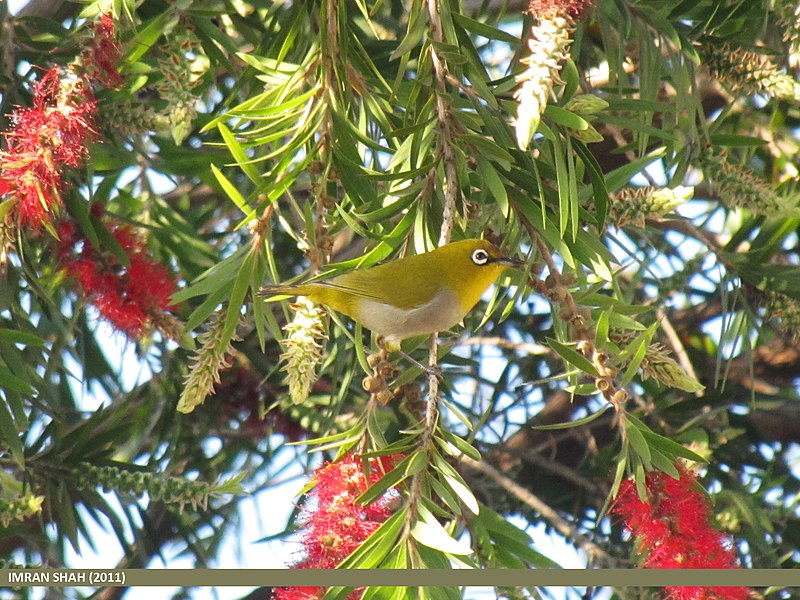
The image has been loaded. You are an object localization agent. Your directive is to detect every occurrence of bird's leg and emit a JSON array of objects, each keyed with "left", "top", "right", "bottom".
[
  {"left": 398, "top": 349, "right": 441, "bottom": 379},
  {"left": 376, "top": 334, "right": 442, "bottom": 379},
  {"left": 365, "top": 339, "right": 440, "bottom": 404}
]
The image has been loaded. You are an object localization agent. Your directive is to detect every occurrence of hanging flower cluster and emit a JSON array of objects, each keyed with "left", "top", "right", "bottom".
[
  {"left": 703, "top": 42, "right": 800, "bottom": 102},
  {"left": 0, "top": 15, "right": 123, "bottom": 231},
  {"left": 281, "top": 298, "right": 328, "bottom": 405},
  {"left": 0, "top": 16, "right": 178, "bottom": 340},
  {"left": 609, "top": 186, "right": 694, "bottom": 229},
  {"left": 273, "top": 454, "right": 401, "bottom": 600},
  {"left": 79, "top": 14, "right": 126, "bottom": 89},
  {"left": 612, "top": 465, "right": 751, "bottom": 600},
  {"left": 514, "top": 0, "right": 594, "bottom": 149},
  {"left": 56, "top": 216, "right": 177, "bottom": 339},
  {"left": 0, "top": 68, "right": 96, "bottom": 230},
  {"left": 698, "top": 146, "right": 797, "bottom": 217}
]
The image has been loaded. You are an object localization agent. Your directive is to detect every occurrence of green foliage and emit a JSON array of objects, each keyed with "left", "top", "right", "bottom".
[{"left": 1, "top": 0, "right": 800, "bottom": 598}]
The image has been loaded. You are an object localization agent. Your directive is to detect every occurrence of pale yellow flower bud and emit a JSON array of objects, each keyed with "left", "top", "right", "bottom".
[{"left": 281, "top": 298, "right": 328, "bottom": 404}]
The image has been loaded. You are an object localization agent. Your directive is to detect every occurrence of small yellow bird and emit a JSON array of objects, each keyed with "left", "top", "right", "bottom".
[{"left": 260, "top": 239, "right": 524, "bottom": 346}]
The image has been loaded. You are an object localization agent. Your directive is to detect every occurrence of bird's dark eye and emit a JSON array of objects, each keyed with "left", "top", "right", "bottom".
[{"left": 472, "top": 249, "right": 490, "bottom": 265}]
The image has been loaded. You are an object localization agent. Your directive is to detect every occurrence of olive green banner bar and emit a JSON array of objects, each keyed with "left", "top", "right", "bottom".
[{"left": 2, "top": 569, "right": 798, "bottom": 588}]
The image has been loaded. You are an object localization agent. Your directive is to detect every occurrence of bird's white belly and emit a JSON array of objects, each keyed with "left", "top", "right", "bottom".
[{"left": 355, "top": 288, "right": 464, "bottom": 341}]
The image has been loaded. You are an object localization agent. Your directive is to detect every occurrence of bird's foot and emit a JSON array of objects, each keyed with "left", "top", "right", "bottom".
[{"left": 398, "top": 350, "right": 441, "bottom": 379}]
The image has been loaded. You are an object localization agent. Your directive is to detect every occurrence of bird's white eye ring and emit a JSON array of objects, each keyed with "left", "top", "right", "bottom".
[{"left": 472, "top": 249, "right": 490, "bottom": 265}]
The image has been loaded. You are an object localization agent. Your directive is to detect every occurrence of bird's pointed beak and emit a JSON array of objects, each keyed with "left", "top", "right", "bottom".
[{"left": 499, "top": 255, "right": 526, "bottom": 268}]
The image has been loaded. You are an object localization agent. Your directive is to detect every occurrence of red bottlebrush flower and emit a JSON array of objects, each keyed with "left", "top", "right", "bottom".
[
  {"left": 272, "top": 454, "right": 402, "bottom": 600},
  {"left": 82, "top": 15, "right": 124, "bottom": 89},
  {"left": 528, "top": 0, "right": 594, "bottom": 19},
  {"left": 611, "top": 465, "right": 751, "bottom": 600},
  {"left": 0, "top": 67, "right": 97, "bottom": 230},
  {"left": 57, "top": 218, "right": 177, "bottom": 338}
]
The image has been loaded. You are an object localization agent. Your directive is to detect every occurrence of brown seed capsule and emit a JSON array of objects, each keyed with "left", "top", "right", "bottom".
[
  {"left": 367, "top": 353, "right": 383, "bottom": 369},
  {"left": 552, "top": 285, "right": 568, "bottom": 301},
  {"left": 402, "top": 383, "right": 422, "bottom": 405},
  {"left": 375, "top": 389, "right": 394, "bottom": 405},
  {"left": 595, "top": 378, "right": 610, "bottom": 392},
  {"left": 362, "top": 376, "right": 383, "bottom": 393},
  {"left": 602, "top": 365, "right": 618, "bottom": 379},
  {"left": 611, "top": 389, "right": 629, "bottom": 405},
  {"left": 576, "top": 340, "right": 593, "bottom": 355},
  {"left": 377, "top": 362, "right": 399, "bottom": 379},
  {"left": 318, "top": 236, "right": 334, "bottom": 254}
]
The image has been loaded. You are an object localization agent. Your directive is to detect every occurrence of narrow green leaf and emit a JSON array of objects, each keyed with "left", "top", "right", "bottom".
[
  {"left": 211, "top": 163, "right": 251, "bottom": 216},
  {"left": 440, "top": 397, "right": 473, "bottom": 431},
  {"left": 390, "top": 10, "right": 428, "bottom": 59},
  {"left": 554, "top": 137, "right": 570, "bottom": 236},
  {"left": 460, "top": 134, "right": 513, "bottom": 170},
  {"left": 0, "top": 366, "right": 35, "bottom": 395},
  {"left": 63, "top": 191, "right": 100, "bottom": 250},
  {"left": 440, "top": 470, "right": 480, "bottom": 515},
  {"left": 356, "top": 453, "right": 418, "bottom": 506},
  {"left": 610, "top": 453, "right": 627, "bottom": 500},
  {"left": 477, "top": 504, "right": 560, "bottom": 567},
  {"left": 222, "top": 250, "right": 255, "bottom": 343},
  {"left": 529, "top": 405, "right": 610, "bottom": 430},
  {"left": 0, "top": 199, "right": 14, "bottom": 221},
  {"left": 620, "top": 324, "right": 658, "bottom": 386},
  {"left": 605, "top": 98, "right": 676, "bottom": 113},
  {"left": 92, "top": 215, "right": 130, "bottom": 268},
  {"left": 296, "top": 425, "right": 366, "bottom": 448},
  {"left": 544, "top": 105, "right": 589, "bottom": 130},
  {"left": 405, "top": 450, "right": 429, "bottom": 477},
  {"left": 649, "top": 447, "right": 681, "bottom": 478},
  {"left": 709, "top": 134, "right": 768, "bottom": 147},
  {"left": 126, "top": 12, "right": 175, "bottom": 62},
  {"left": 411, "top": 507, "right": 472, "bottom": 555},
  {"left": 0, "top": 395, "right": 24, "bottom": 467},
  {"left": 436, "top": 430, "right": 481, "bottom": 462},
  {"left": 0, "top": 329, "right": 45, "bottom": 347},
  {"left": 367, "top": 409, "right": 389, "bottom": 448},
  {"left": 478, "top": 160, "right": 509, "bottom": 217},
  {"left": 546, "top": 337, "right": 599, "bottom": 376},
  {"left": 634, "top": 459, "right": 648, "bottom": 500},
  {"left": 605, "top": 149, "right": 666, "bottom": 192},
  {"left": 625, "top": 419, "right": 652, "bottom": 468},
  {"left": 182, "top": 287, "right": 228, "bottom": 334},
  {"left": 573, "top": 139, "right": 608, "bottom": 227},
  {"left": 595, "top": 311, "right": 610, "bottom": 348},
  {"left": 607, "top": 311, "right": 648, "bottom": 331},
  {"left": 451, "top": 13, "right": 521, "bottom": 45},
  {"left": 428, "top": 474, "right": 464, "bottom": 516},
  {"left": 336, "top": 506, "right": 408, "bottom": 569},
  {"left": 217, "top": 123, "right": 262, "bottom": 186},
  {"left": 633, "top": 420, "right": 708, "bottom": 464}
]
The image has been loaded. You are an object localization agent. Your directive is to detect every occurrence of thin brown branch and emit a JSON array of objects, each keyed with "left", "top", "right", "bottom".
[
  {"left": 457, "top": 336, "right": 549, "bottom": 355},
  {"left": 426, "top": 0, "right": 458, "bottom": 247}
]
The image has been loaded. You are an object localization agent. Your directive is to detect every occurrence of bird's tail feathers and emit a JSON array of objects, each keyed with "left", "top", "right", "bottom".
[{"left": 258, "top": 283, "right": 302, "bottom": 300}]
